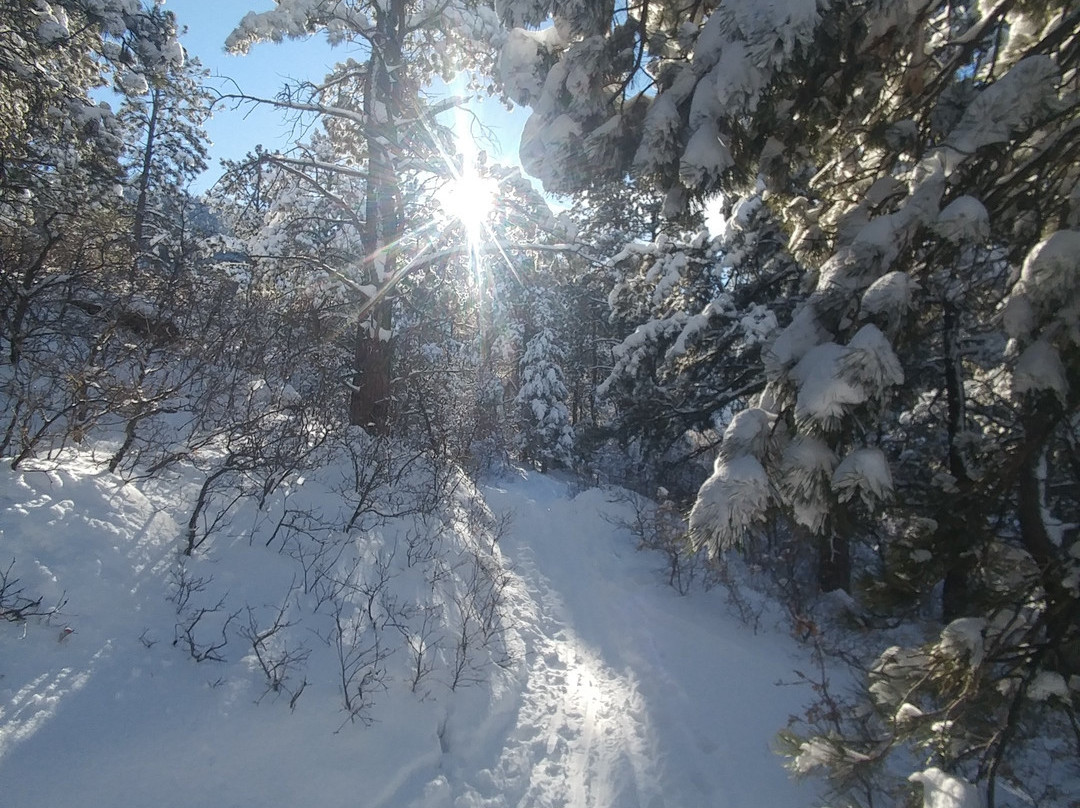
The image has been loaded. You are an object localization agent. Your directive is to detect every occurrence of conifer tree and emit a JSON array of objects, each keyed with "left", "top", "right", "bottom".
[
  {"left": 517, "top": 326, "right": 574, "bottom": 471},
  {"left": 0, "top": 1, "right": 187, "bottom": 459},
  {"left": 225, "top": 0, "right": 504, "bottom": 433},
  {"left": 117, "top": 7, "right": 212, "bottom": 268},
  {"left": 493, "top": 0, "right": 1080, "bottom": 801}
]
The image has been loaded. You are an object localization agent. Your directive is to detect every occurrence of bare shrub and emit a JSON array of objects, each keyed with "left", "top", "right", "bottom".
[
  {"left": 182, "top": 396, "right": 336, "bottom": 556},
  {"left": 0, "top": 557, "right": 67, "bottom": 622},
  {"left": 448, "top": 528, "right": 516, "bottom": 690},
  {"left": 166, "top": 560, "right": 213, "bottom": 614},
  {"left": 449, "top": 564, "right": 514, "bottom": 690},
  {"left": 239, "top": 579, "right": 310, "bottom": 700},
  {"left": 403, "top": 519, "right": 445, "bottom": 568},
  {"left": 323, "top": 595, "right": 391, "bottom": 725},
  {"left": 396, "top": 603, "right": 441, "bottom": 694},
  {"left": 606, "top": 488, "right": 707, "bottom": 595},
  {"left": 168, "top": 561, "right": 238, "bottom": 662},
  {"left": 173, "top": 594, "right": 239, "bottom": 663},
  {"left": 309, "top": 546, "right": 402, "bottom": 723}
]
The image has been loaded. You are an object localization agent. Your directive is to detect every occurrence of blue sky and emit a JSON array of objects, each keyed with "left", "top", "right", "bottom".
[{"left": 168, "top": 0, "right": 529, "bottom": 191}]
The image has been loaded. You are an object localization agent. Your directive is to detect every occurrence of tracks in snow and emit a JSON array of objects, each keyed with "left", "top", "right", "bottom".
[{"left": 448, "top": 481, "right": 666, "bottom": 808}]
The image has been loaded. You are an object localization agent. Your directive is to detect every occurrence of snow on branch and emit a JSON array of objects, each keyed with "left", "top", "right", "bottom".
[
  {"left": 831, "top": 448, "right": 893, "bottom": 510},
  {"left": 788, "top": 326, "right": 904, "bottom": 431},
  {"left": 780, "top": 436, "right": 838, "bottom": 534},
  {"left": 689, "top": 455, "right": 771, "bottom": 558},
  {"left": 225, "top": 1, "right": 375, "bottom": 54}
]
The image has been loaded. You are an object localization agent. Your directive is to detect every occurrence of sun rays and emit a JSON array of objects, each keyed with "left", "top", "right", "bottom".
[
  {"left": 436, "top": 157, "right": 496, "bottom": 247},
  {"left": 431, "top": 99, "right": 511, "bottom": 290}
]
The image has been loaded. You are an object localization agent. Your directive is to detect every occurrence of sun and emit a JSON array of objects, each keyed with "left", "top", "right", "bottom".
[{"left": 437, "top": 162, "right": 497, "bottom": 241}]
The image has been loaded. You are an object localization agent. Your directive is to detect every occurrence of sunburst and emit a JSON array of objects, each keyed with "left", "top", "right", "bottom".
[
  {"left": 426, "top": 88, "right": 527, "bottom": 295},
  {"left": 439, "top": 88, "right": 504, "bottom": 238},
  {"left": 436, "top": 158, "right": 496, "bottom": 245}
]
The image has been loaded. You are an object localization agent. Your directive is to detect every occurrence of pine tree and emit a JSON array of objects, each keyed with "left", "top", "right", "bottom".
[
  {"left": 597, "top": 193, "right": 800, "bottom": 494},
  {"left": 516, "top": 327, "right": 574, "bottom": 472},
  {"left": 0, "top": 1, "right": 188, "bottom": 460},
  {"left": 497, "top": 0, "right": 1079, "bottom": 801},
  {"left": 117, "top": 7, "right": 212, "bottom": 269},
  {"left": 225, "top": 0, "right": 505, "bottom": 433}
]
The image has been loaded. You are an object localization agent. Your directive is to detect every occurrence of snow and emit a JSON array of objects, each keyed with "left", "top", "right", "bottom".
[
  {"left": 791, "top": 343, "right": 865, "bottom": 429},
  {"left": 634, "top": 95, "right": 682, "bottom": 175},
  {"left": 440, "top": 2, "right": 504, "bottom": 45},
  {"left": 1001, "top": 293, "right": 1036, "bottom": 341},
  {"left": 680, "top": 122, "right": 734, "bottom": 187},
  {"left": 843, "top": 324, "right": 905, "bottom": 391},
  {"left": 860, "top": 271, "right": 919, "bottom": 319},
  {"left": 721, "top": 407, "right": 776, "bottom": 460},
  {"left": 563, "top": 36, "right": 606, "bottom": 104},
  {"left": 1007, "top": 230, "right": 1080, "bottom": 341},
  {"left": 772, "top": 323, "right": 902, "bottom": 431},
  {"left": 690, "top": 0, "right": 821, "bottom": 119},
  {"left": 1012, "top": 339, "right": 1069, "bottom": 401},
  {"left": 520, "top": 111, "right": 582, "bottom": 187},
  {"left": 739, "top": 304, "right": 779, "bottom": 344},
  {"left": 1021, "top": 231, "right": 1080, "bottom": 299},
  {"left": 831, "top": 447, "right": 894, "bottom": 508},
  {"left": 936, "top": 617, "right": 987, "bottom": 666},
  {"left": 813, "top": 246, "right": 866, "bottom": 296},
  {"left": 935, "top": 196, "right": 990, "bottom": 244},
  {"left": 498, "top": 28, "right": 551, "bottom": 105},
  {"left": 908, "top": 767, "right": 981, "bottom": 808},
  {"left": 599, "top": 316, "right": 688, "bottom": 397},
  {"left": 789, "top": 737, "right": 835, "bottom": 775},
  {"left": 947, "top": 56, "right": 1060, "bottom": 156},
  {"left": 1028, "top": 671, "right": 1069, "bottom": 703},
  {"left": 666, "top": 300, "right": 724, "bottom": 359},
  {"left": 869, "top": 645, "right": 932, "bottom": 707},
  {"left": 0, "top": 458, "right": 819, "bottom": 807},
  {"left": 780, "top": 436, "right": 838, "bottom": 533},
  {"left": 765, "top": 307, "right": 828, "bottom": 376},
  {"left": 689, "top": 455, "right": 772, "bottom": 556},
  {"left": 646, "top": 250, "right": 688, "bottom": 305},
  {"left": 851, "top": 213, "right": 903, "bottom": 270},
  {"left": 226, "top": 0, "right": 374, "bottom": 53},
  {"left": 36, "top": 11, "right": 71, "bottom": 45},
  {"left": 895, "top": 702, "right": 925, "bottom": 724}
]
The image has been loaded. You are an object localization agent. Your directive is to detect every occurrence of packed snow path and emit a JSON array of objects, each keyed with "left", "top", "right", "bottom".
[
  {"left": 439, "top": 473, "right": 817, "bottom": 808},
  {"left": 0, "top": 467, "right": 817, "bottom": 808}
]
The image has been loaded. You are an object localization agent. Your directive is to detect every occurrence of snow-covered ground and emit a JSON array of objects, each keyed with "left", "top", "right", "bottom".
[{"left": 0, "top": 458, "right": 819, "bottom": 807}]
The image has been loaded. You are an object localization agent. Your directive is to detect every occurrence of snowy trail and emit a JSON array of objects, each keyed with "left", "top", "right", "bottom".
[
  {"left": 435, "top": 472, "right": 816, "bottom": 808},
  {"left": 445, "top": 516, "right": 665, "bottom": 808}
]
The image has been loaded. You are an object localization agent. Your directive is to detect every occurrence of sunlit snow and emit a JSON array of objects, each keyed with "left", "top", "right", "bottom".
[{"left": 0, "top": 459, "right": 819, "bottom": 807}]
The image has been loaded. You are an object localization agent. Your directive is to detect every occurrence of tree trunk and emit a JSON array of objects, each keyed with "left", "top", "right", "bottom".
[
  {"left": 940, "top": 516, "right": 976, "bottom": 622},
  {"left": 940, "top": 299, "right": 977, "bottom": 621},
  {"left": 349, "top": 0, "right": 405, "bottom": 434},
  {"left": 7, "top": 222, "right": 61, "bottom": 365},
  {"left": 1016, "top": 405, "right": 1080, "bottom": 674},
  {"left": 133, "top": 86, "right": 160, "bottom": 261},
  {"left": 349, "top": 310, "right": 392, "bottom": 432}
]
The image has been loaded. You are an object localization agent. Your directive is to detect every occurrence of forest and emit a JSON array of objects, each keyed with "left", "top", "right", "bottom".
[{"left": 1, "top": 1, "right": 1078, "bottom": 807}]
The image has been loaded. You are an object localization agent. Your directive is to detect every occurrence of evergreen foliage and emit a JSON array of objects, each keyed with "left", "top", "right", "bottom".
[
  {"left": 495, "top": 0, "right": 1080, "bottom": 801},
  {"left": 516, "top": 326, "right": 575, "bottom": 471},
  {"left": 2, "top": 0, "right": 1078, "bottom": 805}
]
